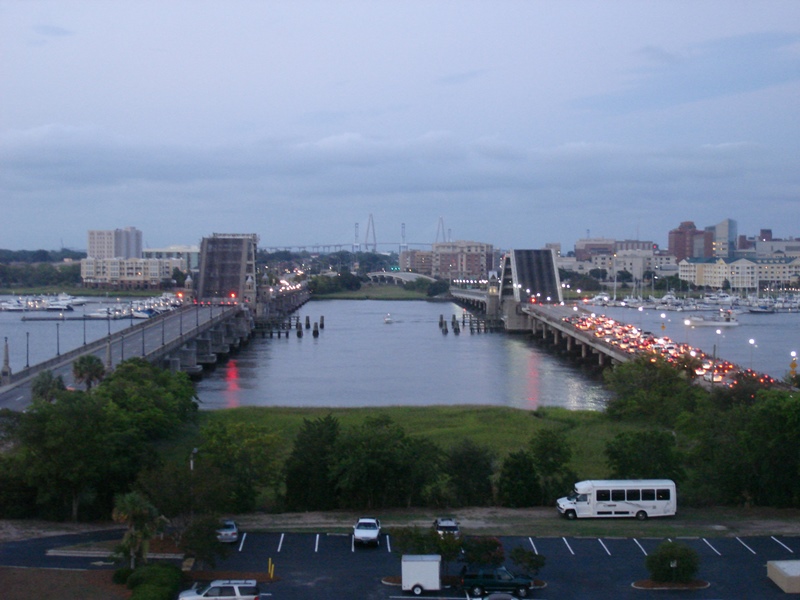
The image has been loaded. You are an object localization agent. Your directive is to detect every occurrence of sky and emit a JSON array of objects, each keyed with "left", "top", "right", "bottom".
[{"left": 1, "top": 1, "right": 799, "bottom": 253}]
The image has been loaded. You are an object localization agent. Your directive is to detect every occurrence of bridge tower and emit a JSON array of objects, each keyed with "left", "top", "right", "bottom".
[
  {"left": 364, "top": 213, "right": 377, "bottom": 252},
  {"left": 197, "top": 233, "right": 259, "bottom": 306},
  {"left": 399, "top": 223, "right": 408, "bottom": 254},
  {"left": 352, "top": 223, "right": 361, "bottom": 253}
]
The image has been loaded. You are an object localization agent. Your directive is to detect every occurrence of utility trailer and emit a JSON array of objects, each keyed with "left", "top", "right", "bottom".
[{"left": 401, "top": 554, "right": 441, "bottom": 596}]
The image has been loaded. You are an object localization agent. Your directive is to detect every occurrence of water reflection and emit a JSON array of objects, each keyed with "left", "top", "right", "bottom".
[{"left": 195, "top": 299, "right": 612, "bottom": 411}]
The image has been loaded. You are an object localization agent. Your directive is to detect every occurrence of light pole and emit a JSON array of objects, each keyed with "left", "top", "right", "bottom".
[
  {"left": 25, "top": 332, "right": 29, "bottom": 368},
  {"left": 56, "top": 322, "right": 60, "bottom": 356},
  {"left": 748, "top": 338, "right": 756, "bottom": 370},
  {"left": 684, "top": 319, "right": 692, "bottom": 349},
  {"left": 790, "top": 351, "right": 797, "bottom": 379},
  {"left": 82, "top": 308, "right": 87, "bottom": 345}
]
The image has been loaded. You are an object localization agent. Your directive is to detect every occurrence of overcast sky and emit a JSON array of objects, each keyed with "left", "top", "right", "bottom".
[{"left": 2, "top": 1, "right": 799, "bottom": 253}]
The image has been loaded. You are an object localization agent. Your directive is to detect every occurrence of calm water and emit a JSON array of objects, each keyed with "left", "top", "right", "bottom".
[
  {"left": 3, "top": 297, "right": 796, "bottom": 412},
  {"left": 194, "top": 300, "right": 612, "bottom": 411}
]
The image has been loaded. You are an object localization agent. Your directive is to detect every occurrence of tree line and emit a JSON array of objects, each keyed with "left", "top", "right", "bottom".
[{"left": 1, "top": 350, "right": 797, "bottom": 531}]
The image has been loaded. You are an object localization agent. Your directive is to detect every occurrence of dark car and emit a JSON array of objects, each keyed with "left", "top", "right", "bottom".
[
  {"left": 461, "top": 565, "right": 535, "bottom": 598},
  {"left": 433, "top": 517, "right": 461, "bottom": 538}
]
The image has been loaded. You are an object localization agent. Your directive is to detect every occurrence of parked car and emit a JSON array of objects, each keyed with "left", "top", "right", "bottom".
[
  {"left": 432, "top": 517, "right": 461, "bottom": 538},
  {"left": 178, "top": 579, "right": 259, "bottom": 600},
  {"left": 352, "top": 517, "right": 381, "bottom": 546},
  {"left": 216, "top": 519, "right": 239, "bottom": 543},
  {"left": 461, "top": 565, "right": 535, "bottom": 598}
]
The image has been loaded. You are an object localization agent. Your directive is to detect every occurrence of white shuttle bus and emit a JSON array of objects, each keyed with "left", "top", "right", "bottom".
[{"left": 556, "top": 479, "right": 676, "bottom": 521}]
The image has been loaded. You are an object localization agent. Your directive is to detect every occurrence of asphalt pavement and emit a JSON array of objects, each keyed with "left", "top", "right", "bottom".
[{"left": 3, "top": 529, "right": 799, "bottom": 599}]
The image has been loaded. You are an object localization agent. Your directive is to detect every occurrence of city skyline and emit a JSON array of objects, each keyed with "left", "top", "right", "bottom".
[{"left": 2, "top": 1, "right": 799, "bottom": 251}]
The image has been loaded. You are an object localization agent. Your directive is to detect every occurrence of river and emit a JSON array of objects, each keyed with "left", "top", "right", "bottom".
[
  {"left": 3, "top": 297, "right": 796, "bottom": 412},
  {"left": 193, "top": 299, "right": 612, "bottom": 411}
]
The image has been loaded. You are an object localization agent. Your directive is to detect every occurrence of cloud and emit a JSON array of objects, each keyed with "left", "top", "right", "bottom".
[
  {"left": 575, "top": 32, "right": 800, "bottom": 113},
  {"left": 33, "top": 24, "right": 73, "bottom": 37}
]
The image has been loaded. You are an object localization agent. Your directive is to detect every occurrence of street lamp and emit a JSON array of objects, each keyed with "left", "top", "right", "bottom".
[
  {"left": 748, "top": 338, "right": 756, "bottom": 370},
  {"left": 791, "top": 351, "right": 797, "bottom": 379},
  {"left": 25, "top": 332, "right": 29, "bottom": 368},
  {"left": 56, "top": 322, "right": 60, "bottom": 356},
  {"left": 684, "top": 319, "right": 692, "bottom": 348}
]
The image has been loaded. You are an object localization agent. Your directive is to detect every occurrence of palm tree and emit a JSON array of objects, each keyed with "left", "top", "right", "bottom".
[
  {"left": 112, "top": 491, "right": 164, "bottom": 569},
  {"left": 72, "top": 355, "right": 105, "bottom": 391},
  {"left": 30, "top": 370, "right": 66, "bottom": 402}
]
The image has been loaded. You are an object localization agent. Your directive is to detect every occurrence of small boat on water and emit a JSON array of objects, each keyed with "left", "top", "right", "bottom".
[
  {"left": 689, "top": 309, "right": 739, "bottom": 327},
  {"left": 749, "top": 305, "right": 776, "bottom": 314},
  {"left": 384, "top": 313, "right": 393, "bottom": 324}
]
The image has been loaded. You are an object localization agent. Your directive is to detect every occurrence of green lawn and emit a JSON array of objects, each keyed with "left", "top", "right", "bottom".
[{"left": 180, "top": 405, "right": 638, "bottom": 480}]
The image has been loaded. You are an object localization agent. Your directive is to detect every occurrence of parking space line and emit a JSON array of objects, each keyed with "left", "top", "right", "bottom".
[
  {"left": 633, "top": 538, "right": 648, "bottom": 555},
  {"left": 562, "top": 537, "right": 575, "bottom": 555},
  {"left": 598, "top": 539, "right": 611, "bottom": 555},
  {"left": 528, "top": 537, "right": 538, "bottom": 554},
  {"left": 277, "top": 533, "right": 284, "bottom": 553},
  {"left": 238, "top": 533, "right": 246, "bottom": 552},
  {"left": 736, "top": 537, "right": 756, "bottom": 554},
  {"left": 702, "top": 538, "right": 721, "bottom": 556},
  {"left": 772, "top": 536, "right": 794, "bottom": 553}
]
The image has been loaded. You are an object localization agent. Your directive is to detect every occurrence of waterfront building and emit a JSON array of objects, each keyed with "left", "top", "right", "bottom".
[
  {"left": 81, "top": 256, "right": 184, "bottom": 289},
  {"left": 431, "top": 240, "right": 494, "bottom": 280},
  {"left": 398, "top": 249, "right": 433, "bottom": 276},
  {"left": 574, "top": 238, "right": 615, "bottom": 262},
  {"left": 142, "top": 245, "right": 200, "bottom": 271},
  {"left": 87, "top": 227, "right": 142, "bottom": 259},
  {"left": 679, "top": 256, "right": 800, "bottom": 290}
]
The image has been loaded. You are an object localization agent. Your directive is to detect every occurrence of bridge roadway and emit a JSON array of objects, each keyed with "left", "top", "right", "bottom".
[
  {"left": 522, "top": 302, "right": 632, "bottom": 366},
  {"left": 0, "top": 304, "right": 246, "bottom": 411}
]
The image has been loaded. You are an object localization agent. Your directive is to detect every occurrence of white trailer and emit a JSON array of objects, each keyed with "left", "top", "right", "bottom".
[
  {"left": 401, "top": 554, "right": 441, "bottom": 596},
  {"left": 556, "top": 479, "right": 676, "bottom": 520}
]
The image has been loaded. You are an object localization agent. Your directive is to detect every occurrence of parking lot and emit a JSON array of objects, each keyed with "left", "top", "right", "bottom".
[
  {"left": 1, "top": 527, "right": 797, "bottom": 599},
  {"left": 213, "top": 531, "right": 800, "bottom": 599}
]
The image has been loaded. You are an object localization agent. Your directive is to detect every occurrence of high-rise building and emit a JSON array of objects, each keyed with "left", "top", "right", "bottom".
[
  {"left": 713, "top": 218, "right": 738, "bottom": 258},
  {"left": 87, "top": 227, "right": 142, "bottom": 259},
  {"left": 667, "top": 222, "right": 713, "bottom": 262}
]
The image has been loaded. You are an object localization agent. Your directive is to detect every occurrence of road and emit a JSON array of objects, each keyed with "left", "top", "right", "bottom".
[{"left": 0, "top": 304, "right": 225, "bottom": 411}]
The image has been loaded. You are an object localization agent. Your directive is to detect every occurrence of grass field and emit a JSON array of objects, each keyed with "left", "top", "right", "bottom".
[{"left": 172, "top": 405, "right": 643, "bottom": 481}]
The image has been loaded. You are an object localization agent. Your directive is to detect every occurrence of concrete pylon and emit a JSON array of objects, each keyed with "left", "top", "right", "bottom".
[
  {"left": 1, "top": 337, "right": 11, "bottom": 384},
  {"left": 105, "top": 340, "right": 113, "bottom": 372}
]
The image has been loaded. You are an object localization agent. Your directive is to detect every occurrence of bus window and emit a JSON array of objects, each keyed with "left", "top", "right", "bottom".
[
  {"left": 611, "top": 490, "right": 625, "bottom": 501},
  {"left": 642, "top": 489, "right": 655, "bottom": 501},
  {"left": 627, "top": 489, "right": 640, "bottom": 501},
  {"left": 657, "top": 488, "right": 671, "bottom": 500},
  {"left": 596, "top": 490, "right": 610, "bottom": 501}
]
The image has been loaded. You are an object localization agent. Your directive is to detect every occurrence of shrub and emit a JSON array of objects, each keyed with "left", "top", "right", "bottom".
[
  {"left": 645, "top": 541, "right": 700, "bottom": 583},
  {"left": 112, "top": 567, "right": 134, "bottom": 585},
  {"left": 129, "top": 583, "right": 173, "bottom": 600},
  {"left": 126, "top": 563, "right": 183, "bottom": 593}
]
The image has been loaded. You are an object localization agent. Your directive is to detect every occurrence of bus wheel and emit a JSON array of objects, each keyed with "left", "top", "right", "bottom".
[
  {"left": 636, "top": 510, "right": 648, "bottom": 521},
  {"left": 565, "top": 510, "right": 577, "bottom": 520}
]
